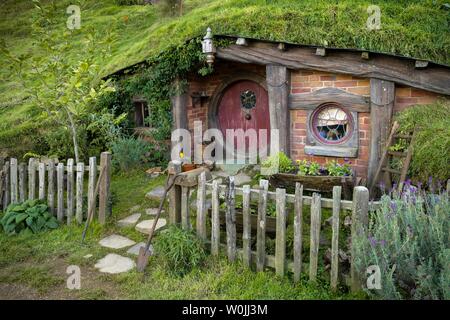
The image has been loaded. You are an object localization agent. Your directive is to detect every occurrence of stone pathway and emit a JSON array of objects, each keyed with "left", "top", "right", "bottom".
[
  {"left": 99, "top": 234, "right": 136, "bottom": 249},
  {"left": 117, "top": 213, "right": 141, "bottom": 227},
  {"left": 94, "top": 253, "right": 135, "bottom": 274},
  {"left": 135, "top": 219, "right": 167, "bottom": 234}
]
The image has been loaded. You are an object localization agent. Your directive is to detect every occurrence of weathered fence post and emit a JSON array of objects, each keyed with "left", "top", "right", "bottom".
[
  {"left": 38, "top": 162, "right": 46, "bottom": 200},
  {"left": 168, "top": 161, "right": 182, "bottom": 225},
  {"left": 66, "top": 159, "right": 74, "bottom": 225},
  {"left": 3, "top": 161, "right": 10, "bottom": 209},
  {"left": 196, "top": 171, "right": 207, "bottom": 240},
  {"left": 293, "top": 183, "right": 303, "bottom": 282},
  {"left": 28, "top": 158, "right": 36, "bottom": 200},
  {"left": 275, "top": 188, "right": 287, "bottom": 277},
  {"left": 87, "top": 157, "right": 97, "bottom": 222},
  {"left": 10, "top": 158, "right": 18, "bottom": 204},
  {"left": 256, "top": 179, "right": 269, "bottom": 272},
  {"left": 76, "top": 162, "right": 84, "bottom": 224},
  {"left": 350, "top": 186, "right": 369, "bottom": 292},
  {"left": 57, "top": 163, "right": 64, "bottom": 222},
  {"left": 18, "top": 163, "right": 26, "bottom": 203},
  {"left": 211, "top": 179, "right": 220, "bottom": 256},
  {"left": 225, "top": 176, "right": 236, "bottom": 262},
  {"left": 181, "top": 187, "right": 190, "bottom": 230},
  {"left": 242, "top": 184, "right": 251, "bottom": 268},
  {"left": 309, "top": 192, "right": 321, "bottom": 282},
  {"left": 98, "top": 152, "right": 111, "bottom": 224},
  {"left": 331, "top": 186, "right": 342, "bottom": 291},
  {"left": 47, "top": 160, "right": 55, "bottom": 215}
]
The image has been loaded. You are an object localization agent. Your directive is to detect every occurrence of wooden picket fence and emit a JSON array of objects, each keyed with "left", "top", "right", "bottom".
[
  {"left": 185, "top": 172, "right": 380, "bottom": 291},
  {"left": 0, "top": 152, "right": 111, "bottom": 225}
]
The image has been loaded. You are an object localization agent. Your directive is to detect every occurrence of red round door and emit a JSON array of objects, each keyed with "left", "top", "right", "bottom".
[{"left": 217, "top": 80, "right": 270, "bottom": 154}]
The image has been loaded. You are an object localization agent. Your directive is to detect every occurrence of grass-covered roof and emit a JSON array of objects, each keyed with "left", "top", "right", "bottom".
[{"left": 1, "top": 0, "right": 449, "bottom": 151}]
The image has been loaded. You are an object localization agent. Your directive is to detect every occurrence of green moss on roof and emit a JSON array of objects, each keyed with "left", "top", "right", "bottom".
[{"left": 1, "top": 0, "right": 449, "bottom": 150}]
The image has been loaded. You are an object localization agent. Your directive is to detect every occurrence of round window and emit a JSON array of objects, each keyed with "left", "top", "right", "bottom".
[
  {"left": 311, "top": 103, "right": 352, "bottom": 144},
  {"left": 240, "top": 90, "right": 256, "bottom": 110}
]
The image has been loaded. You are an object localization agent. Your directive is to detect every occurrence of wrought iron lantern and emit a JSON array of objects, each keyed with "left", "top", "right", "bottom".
[{"left": 202, "top": 27, "right": 216, "bottom": 66}]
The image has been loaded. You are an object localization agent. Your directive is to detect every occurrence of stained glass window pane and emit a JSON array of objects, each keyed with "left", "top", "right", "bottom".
[{"left": 314, "top": 106, "right": 349, "bottom": 142}]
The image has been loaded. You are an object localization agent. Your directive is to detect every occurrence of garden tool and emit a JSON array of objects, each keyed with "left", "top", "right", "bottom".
[{"left": 137, "top": 172, "right": 179, "bottom": 272}]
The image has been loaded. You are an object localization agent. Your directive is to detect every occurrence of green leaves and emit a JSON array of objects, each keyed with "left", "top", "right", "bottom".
[{"left": 1, "top": 199, "right": 59, "bottom": 236}]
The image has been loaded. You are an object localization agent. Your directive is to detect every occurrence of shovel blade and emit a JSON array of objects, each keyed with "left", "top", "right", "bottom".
[{"left": 136, "top": 246, "right": 152, "bottom": 272}]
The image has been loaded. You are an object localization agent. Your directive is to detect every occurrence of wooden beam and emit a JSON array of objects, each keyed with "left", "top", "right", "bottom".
[
  {"left": 216, "top": 43, "right": 450, "bottom": 95},
  {"left": 367, "top": 79, "right": 395, "bottom": 187},
  {"left": 266, "top": 65, "right": 290, "bottom": 155},
  {"left": 171, "top": 77, "right": 188, "bottom": 130},
  {"left": 289, "top": 87, "right": 369, "bottom": 112}
]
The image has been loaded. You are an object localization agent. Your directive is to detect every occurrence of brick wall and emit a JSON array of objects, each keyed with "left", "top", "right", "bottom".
[{"left": 394, "top": 85, "right": 440, "bottom": 113}]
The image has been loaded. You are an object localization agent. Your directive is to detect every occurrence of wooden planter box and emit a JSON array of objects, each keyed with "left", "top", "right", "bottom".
[
  {"left": 209, "top": 208, "right": 278, "bottom": 234},
  {"left": 269, "top": 173, "right": 354, "bottom": 199}
]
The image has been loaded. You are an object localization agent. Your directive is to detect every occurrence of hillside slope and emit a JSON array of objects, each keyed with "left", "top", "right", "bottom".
[{"left": 1, "top": 0, "right": 449, "bottom": 153}]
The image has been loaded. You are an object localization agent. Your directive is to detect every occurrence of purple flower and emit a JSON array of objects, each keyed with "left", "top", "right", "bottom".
[
  {"left": 368, "top": 235, "right": 377, "bottom": 247},
  {"left": 344, "top": 157, "right": 349, "bottom": 163},
  {"left": 390, "top": 201, "right": 397, "bottom": 213},
  {"left": 379, "top": 240, "right": 387, "bottom": 246}
]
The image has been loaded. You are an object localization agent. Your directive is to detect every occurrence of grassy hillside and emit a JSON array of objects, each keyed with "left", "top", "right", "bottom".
[{"left": 1, "top": 0, "right": 449, "bottom": 155}]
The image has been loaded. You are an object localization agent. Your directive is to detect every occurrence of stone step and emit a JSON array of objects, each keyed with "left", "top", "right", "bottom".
[
  {"left": 94, "top": 253, "right": 135, "bottom": 274},
  {"left": 135, "top": 219, "right": 167, "bottom": 235},
  {"left": 117, "top": 213, "right": 141, "bottom": 227},
  {"left": 99, "top": 234, "right": 136, "bottom": 249},
  {"left": 145, "top": 208, "right": 165, "bottom": 216},
  {"left": 146, "top": 186, "right": 166, "bottom": 201},
  {"left": 126, "top": 242, "right": 153, "bottom": 256}
]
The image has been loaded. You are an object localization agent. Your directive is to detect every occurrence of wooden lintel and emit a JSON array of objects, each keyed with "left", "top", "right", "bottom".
[
  {"left": 289, "top": 87, "right": 370, "bottom": 112},
  {"left": 216, "top": 43, "right": 450, "bottom": 95},
  {"left": 315, "top": 47, "right": 326, "bottom": 57}
]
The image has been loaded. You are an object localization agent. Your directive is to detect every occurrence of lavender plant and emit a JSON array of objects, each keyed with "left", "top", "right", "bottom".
[{"left": 353, "top": 183, "right": 449, "bottom": 299}]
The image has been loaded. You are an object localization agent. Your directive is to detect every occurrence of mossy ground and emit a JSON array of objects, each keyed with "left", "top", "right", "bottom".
[{"left": 0, "top": 170, "right": 364, "bottom": 299}]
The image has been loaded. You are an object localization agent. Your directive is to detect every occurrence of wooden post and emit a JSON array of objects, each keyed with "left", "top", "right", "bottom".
[
  {"left": 309, "top": 192, "right": 321, "bottom": 282},
  {"left": 57, "top": 163, "right": 64, "bottom": 222},
  {"left": 331, "top": 186, "right": 342, "bottom": 291},
  {"left": 275, "top": 188, "right": 287, "bottom": 277},
  {"left": 256, "top": 179, "right": 269, "bottom": 272},
  {"left": 98, "top": 152, "right": 111, "bottom": 224},
  {"left": 3, "top": 161, "right": 10, "bottom": 209},
  {"left": 47, "top": 160, "right": 55, "bottom": 215},
  {"left": 225, "top": 176, "right": 236, "bottom": 262},
  {"left": 368, "top": 79, "right": 395, "bottom": 186},
  {"left": 171, "top": 77, "right": 188, "bottom": 131},
  {"left": 18, "top": 163, "right": 26, "bottom": 203},
  {"left": 168, "top": 161, "right": 182, "bottom": 224},
  {"left": 211, "top": 179, "right": 220, "bottom": 256},
  {"left": 266, "top": 65, "right": 290, "bottom": 155},
  {"left": 350, "top": 186, "right": 369, "bottom": 292},
  {"left": 87, "top": 157, "right": 97, "bottom": 221},
  {"left": 293, "top": 183, "right": 303, "bottom": 282},
  {"left": 66, "top": 159, "right": 74, "bottom": 225},
  {"left": 242, "top": 184, "right": 252, "bottom": 268},
  {"left": 76, "top": 162, "right": 84, "bottom": 224},
  {"left": 10, "top": 158, "right": 18, "bottom": 204},
  {"left": 38, "top": 162, "right": 46, "bottom": 200},
  {"left": 196, "top": 171, "right": 207, "bottom": 240},
  {"left": 181, "top": 186, "right": 190, "bottom": 230},
  {"left": 28, "top": 158, "right": 36, "bottom": 200}
]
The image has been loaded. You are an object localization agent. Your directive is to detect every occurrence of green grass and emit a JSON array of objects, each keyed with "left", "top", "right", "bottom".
[
  {"left": 0, "top": 170, "right": 364, "bottom": 299},
  {"left": 1, "top": 0, "right": 449, "bottom": 154}
]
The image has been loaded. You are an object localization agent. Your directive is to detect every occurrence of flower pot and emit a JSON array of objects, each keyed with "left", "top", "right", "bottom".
[{"left": 182, "top": 163, "right": 196, "bottom": 172}]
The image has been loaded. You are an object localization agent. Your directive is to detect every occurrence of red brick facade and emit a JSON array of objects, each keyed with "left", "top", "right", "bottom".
[{"left": 185, "top": 63, "right": 441, "bottom": 178}]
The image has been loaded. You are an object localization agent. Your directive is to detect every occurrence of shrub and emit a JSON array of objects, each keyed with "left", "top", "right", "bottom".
[
  {"left": 1, "top": 200, "right": 59, "bottom": 236},
  {"left": 154, "top": 225, "right": 206, "bottom": 276},
  {"left": 326, "top": 160, "right": 353, "bottom": 177},
  {"left": 110, "top": 137, "right": 150, "bottom": 172},
  {"left": 261, "top": 152, "right": 295, "bottom": 174},
  {"left": 395, "top": 99, "right": 450, "bottom": 181},
  {"left": 353, "top": 184, "right": 449, "bottom": 299}
]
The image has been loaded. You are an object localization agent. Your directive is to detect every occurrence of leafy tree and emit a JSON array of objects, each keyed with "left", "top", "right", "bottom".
[{"left": 0, "top": 0, "right": 117, "bottom": 162}]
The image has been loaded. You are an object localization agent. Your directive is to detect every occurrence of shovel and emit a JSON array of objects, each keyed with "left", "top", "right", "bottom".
[{"left": 136, "top": 173, "right": 178, "bottom": 272}]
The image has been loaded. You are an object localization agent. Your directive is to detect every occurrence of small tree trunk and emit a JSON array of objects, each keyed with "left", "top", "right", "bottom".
[{"left": 65, "top": 108, "right": 80, "bottom": 163}]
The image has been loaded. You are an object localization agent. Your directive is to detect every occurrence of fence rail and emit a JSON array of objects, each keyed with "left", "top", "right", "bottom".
[
  {"left": 0, "top": 152, "right": 111, "bottom": 225},
  {"left": 174, "top": 171, "right": 380, "bottom": 292}
]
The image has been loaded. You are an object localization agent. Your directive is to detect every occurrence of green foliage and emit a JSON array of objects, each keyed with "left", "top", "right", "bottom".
[
  {"left": 115, "top": 0, "right": 146, "bottom": 5},
  {"left": 395, "top": 99, "right": 450, "bottom": 181},
  {"left": 154, "top": 224, "right": 206, "bottom": 276},
  {"left": 307, "top": 161, "right": 321, "bottom": 176},
  {"left": 353, "top": 186, "right": 449, "bottom": 299},
  {"left": 261, "top": 152, "right": 295, "bottom": 174},
  {"left": 297, "top": 159, "right": 353, "bottom": 176},
  {"left": 158, "top": 0, "right": 183, "bottom": 16},
  {"left": 325, "top": 160, "right": 353, "bottom": 177},
  {"left": 111, "top": 137, "right": 150, "bottom": 171},
  {"left": 1, "top": 200, "right": 59, "bottom": 236}
]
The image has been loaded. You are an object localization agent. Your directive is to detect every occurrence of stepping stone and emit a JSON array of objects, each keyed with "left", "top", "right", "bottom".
[
  {"left": 117, "top": 213, "right": 141, "bottom": 227},
  {"left": 135, "top": 219, "right": 167, "bottom": 235},
  {"left": 126, "top": 242, "right": 153, "bottom": 256},
  {"left": 99, "top": 234, "right": 136, "bottom": 249},
  {"left": 130, "top": 205, "right": 141, "bottom": 213},
  {"left": 94, "top": 253, "right": 135, "bottom": 274},
  {"left": 146, "top": 208, "right": 164, "bottom": 216},
  {"left": 146, "top": 186, "right": 166, "bottom": 201}
]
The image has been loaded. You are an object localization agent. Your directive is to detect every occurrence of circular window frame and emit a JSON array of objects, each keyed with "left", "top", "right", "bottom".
[{"left": 310, "top": 102, "right": 354, "bottom": 145}]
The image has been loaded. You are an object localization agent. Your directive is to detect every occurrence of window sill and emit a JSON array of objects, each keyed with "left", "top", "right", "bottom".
[{"left": 304, "top": 145, "right": 358, "bottom": 158}]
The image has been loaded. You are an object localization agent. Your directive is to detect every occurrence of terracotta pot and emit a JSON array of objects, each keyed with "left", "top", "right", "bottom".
[{"left": 182, "top": 163, "right": 196, "bottom": 172}]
